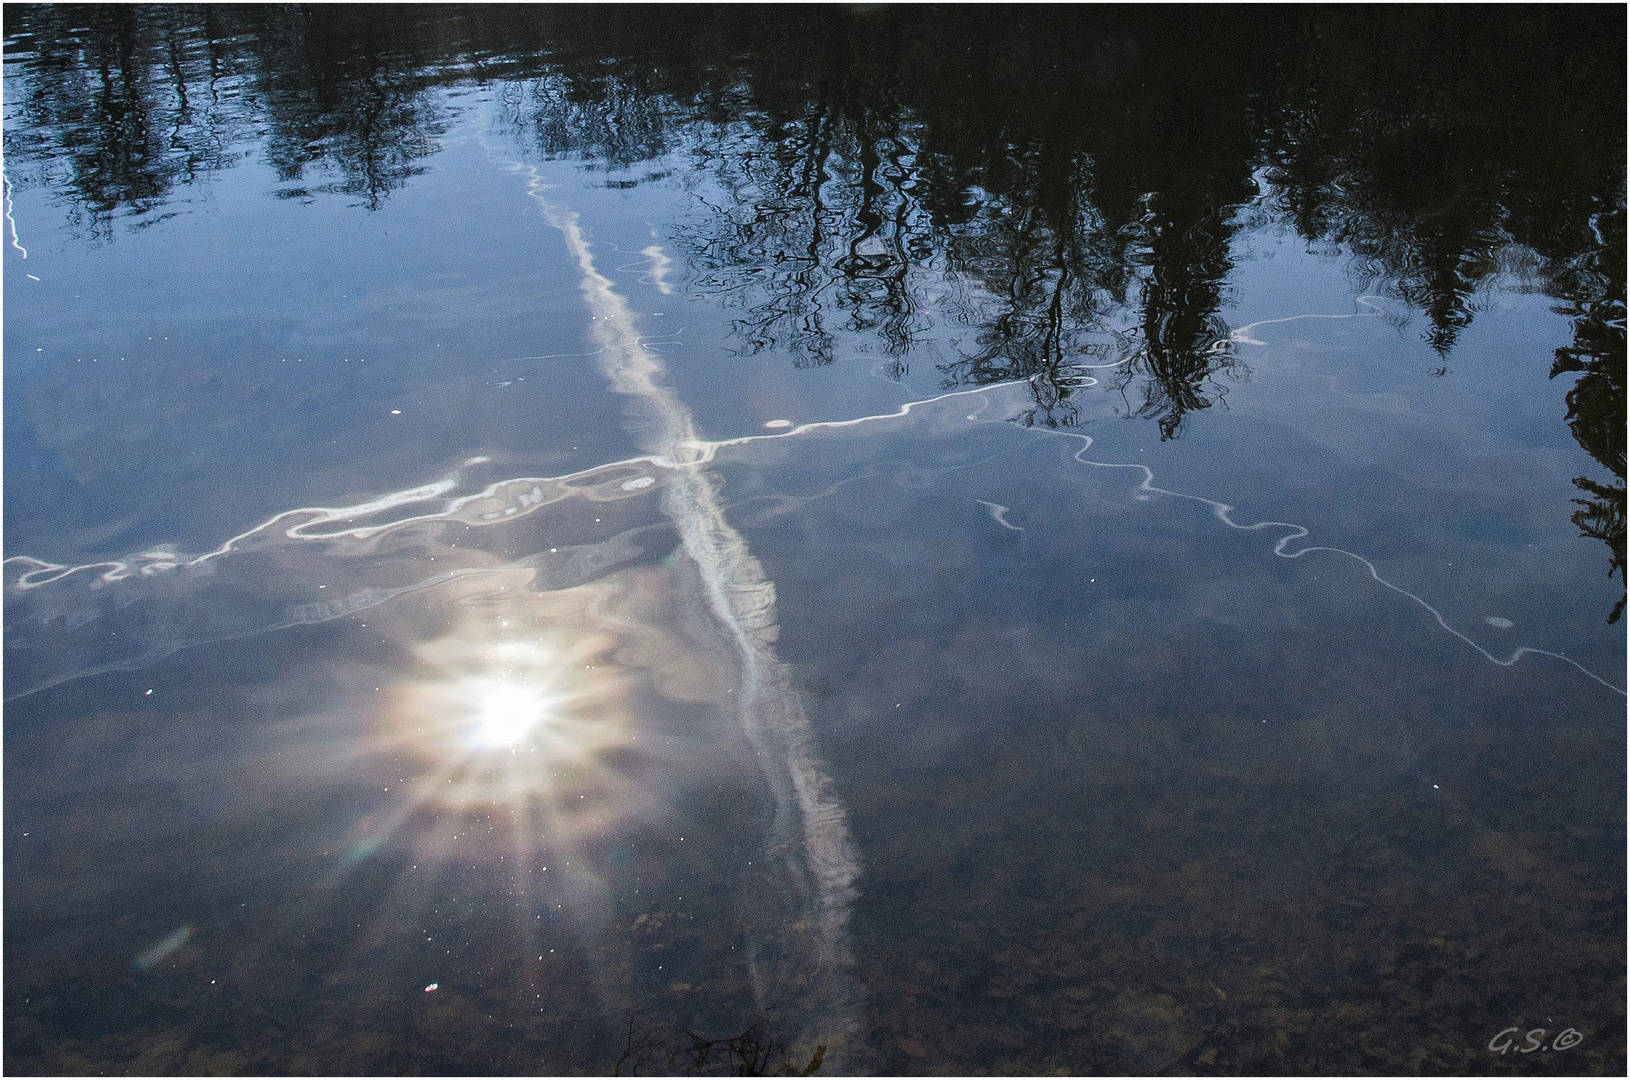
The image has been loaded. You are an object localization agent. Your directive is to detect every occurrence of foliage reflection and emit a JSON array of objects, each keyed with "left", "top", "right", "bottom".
[{"left": 4, "top": 5, "right": 1621, "bottom": 614}]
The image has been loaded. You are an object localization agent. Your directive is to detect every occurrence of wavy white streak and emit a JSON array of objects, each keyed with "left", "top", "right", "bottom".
[
  {"left": 4, "top": 171, "right": 27, "bottom": 258},
  {"left": 6, "top": 377, "right": 1034, "bottom": 592},
  {"left": 3, "top": 565, "right": 501, "bottom": 703},
  {"left": 605, "top": 243, "right": 677, "bottom": 295},
  {"left": 976, "top": 499, "right": 1024, "bottom": 532},
  {"left": 1226, "top": 294, "right": 1387, "bottom": 346},
  {"left": 705, "top": 382, "right": 1029, "bottom": 456},
  {"left": 5, "top": 385, "right": 1022, "bottom": 593},
  {"left": 1018, "top": 421, "right": 1626, "bottom": 698},
  {"left": 3, "top": 456, "right": 674, "bottom": 589},
  {"left": 10, "top": 281, "right": 1611, "bottom": 704},
  {"left": 500, "top": 155, "right": 862, "bottom": 1052}
]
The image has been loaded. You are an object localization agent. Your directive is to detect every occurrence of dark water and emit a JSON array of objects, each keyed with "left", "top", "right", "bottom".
[{"left": 4, "top": 7, "right": 1624, "bottom": 1075}]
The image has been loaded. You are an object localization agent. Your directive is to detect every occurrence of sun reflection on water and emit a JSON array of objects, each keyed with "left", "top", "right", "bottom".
[
  {"left": 227, "top": 563, "right": 754, "bottom": 1024},
  {"left": 380, "top": 589, "right": 645, "bottom": 834},
  {"left": 466, "top": 679, "right": 551, "bottom": 749},
  {"left": 326, "top": 565, "right": 736, "bottom": 885}
]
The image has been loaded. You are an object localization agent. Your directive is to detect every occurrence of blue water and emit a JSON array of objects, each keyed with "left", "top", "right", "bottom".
[{"left": 5, "top": 9, "right": 1623, "bottom": 1074}]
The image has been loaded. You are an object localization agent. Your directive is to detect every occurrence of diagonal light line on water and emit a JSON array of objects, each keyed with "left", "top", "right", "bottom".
[{"left": 490, "top": 145, "right": 864, "bottom": 1060}]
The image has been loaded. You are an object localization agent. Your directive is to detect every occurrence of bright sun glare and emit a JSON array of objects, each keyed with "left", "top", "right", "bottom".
[
  {"left": 468, "top": 680, "right": 553, "bottom": 749},
  {"left": 351, "top": 569, "right": 729, "bottom": 869},
  {"left": 374, "top": 592, "right": 644, "bottom": 831}
]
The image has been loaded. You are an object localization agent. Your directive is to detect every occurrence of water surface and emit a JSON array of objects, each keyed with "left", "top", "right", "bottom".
[{"left": 4, "top": 7, "right": 1624, "bottom": 1075}]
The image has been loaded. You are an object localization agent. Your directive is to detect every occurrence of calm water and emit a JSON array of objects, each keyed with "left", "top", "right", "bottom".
[{"left": 3, "top": 7, "right": 1624, "bottom": 1075}]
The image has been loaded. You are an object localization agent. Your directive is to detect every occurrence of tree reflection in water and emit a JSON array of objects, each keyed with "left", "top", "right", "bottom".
[
  {"left": 4, "top": 7, "right": 1621, "bottom": 604},
  {"left": 1549, "top": 206, "right": 1626, "bottom": 622}
]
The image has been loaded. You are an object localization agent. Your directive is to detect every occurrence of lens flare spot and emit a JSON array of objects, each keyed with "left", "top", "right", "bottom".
[{"left": 133, "top": 925, "right": 193, "bottom": 972}]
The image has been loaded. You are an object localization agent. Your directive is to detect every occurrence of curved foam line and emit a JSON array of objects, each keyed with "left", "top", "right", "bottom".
[
  {"left": 13, "top": 334, "right": 1613, "bottom": 700},
  {"left": 609, "top": 243, "right": 678, "bottom": 295},
  {"left": 3, "top": 172, "right": 27, "bottom": 258},
  {"left": 1012, "top": 420, "right": 1625, "bottom": 698},
  {"left": 976, "top": 499, "right": 1024, "bottom": 532},
  {"left": 1226, "top": 295, "right": 1386, "bottom": 346},
  {"left": 2, "top": 564, "right": 505, "bottom": 704},
  {"left": 4, "top": 456, "right": 674, "bottom": 590},
  {"left": 5, "top": 380, "right": 1027, "bottom": 592},
  {"left": 22, "top": 351, "right": 1609, "bottom": 697},
  {"left": 701, "top": 382, "right": 1029, "bottom": 459}
]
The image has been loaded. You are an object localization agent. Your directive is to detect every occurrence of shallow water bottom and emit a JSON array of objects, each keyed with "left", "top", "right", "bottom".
[{"left": 6, "top": 388, "right": 1624, "bottom": 1075}]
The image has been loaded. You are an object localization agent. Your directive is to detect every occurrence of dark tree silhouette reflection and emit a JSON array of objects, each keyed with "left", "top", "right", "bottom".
[
  {"left": 236, "top": 6, "right": 451, "bottom": 209},
  {"left": 2, "top": 5, "right": 255, "bottom": 235},
  {"left": 1549, "top": 206, "right": 1626, "bottom": 622},
  {"left": 1256, "top": 6, "right": 1626, "bottom": 617},
  {"left": 3, "top": 4, "right": 1622, "bottom": 614}
]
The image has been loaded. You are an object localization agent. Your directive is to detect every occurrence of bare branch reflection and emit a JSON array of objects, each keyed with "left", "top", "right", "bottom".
[{"left": 3, "top": 4, "right": 1622, "bottom": 609}]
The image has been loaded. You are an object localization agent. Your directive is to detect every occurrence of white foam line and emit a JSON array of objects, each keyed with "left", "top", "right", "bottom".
[
  {"left": 4, "top": 378, "right": 1025, "bottom": 593},
  {"left": 701, "top": 382, "right": 1028, "bottom": 458},
  {"left": 609, "top": 243, "right": 678, "bottom": 295},
  {"left": 495, "top": 149, "right": 862, "bottom": 1054},
  {"left": 4, "top": 455, "right": 673, "bottom": 589},
  {"left": 3, "top": 171, "right": 27, "bottom": 258},
  {"left": 976, "top": 499, "right": 1024, "bottom": 532},
  {"left": 493, "top": 347, "right": 606, "bottom": 363},
  {"left": 15, "top": 298, "right": 1610, "bottom": 701},
  {"left": 1226, "top": 295, "right": 1387, "bottom": 347},
  {"left": 1, "top": 565, "right": 506, "bottom": 704},
  {"left": 1014, "top": 420, "right": 1626, "bottom": 698}
]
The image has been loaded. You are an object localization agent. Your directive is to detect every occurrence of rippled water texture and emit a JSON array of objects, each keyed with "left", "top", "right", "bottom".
[{"left": 4, "top": 8, "right": 1625, "bottom": 1075}]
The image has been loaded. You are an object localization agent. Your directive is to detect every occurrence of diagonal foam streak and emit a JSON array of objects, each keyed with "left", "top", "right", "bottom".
[{"left": 494, "top": 150, "right": 864, "bottom": 1060}]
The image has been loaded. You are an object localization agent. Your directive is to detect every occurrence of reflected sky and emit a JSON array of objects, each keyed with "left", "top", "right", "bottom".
[{"left": 4, "top": 7, "right": 1625, "bottom": 1076}]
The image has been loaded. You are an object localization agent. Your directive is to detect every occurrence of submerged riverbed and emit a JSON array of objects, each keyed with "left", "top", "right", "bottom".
[{"left": 4, "top": 7, "right": 1624, "bottom": 1075}]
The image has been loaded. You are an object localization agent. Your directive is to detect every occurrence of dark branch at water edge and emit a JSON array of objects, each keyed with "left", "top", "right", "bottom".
[{"left": 614, "top": 1013, "right": 825, "bottom": 1077}]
